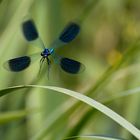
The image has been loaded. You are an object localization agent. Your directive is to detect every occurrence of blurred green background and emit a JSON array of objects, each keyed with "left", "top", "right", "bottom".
[{"left": 0, "top": 0, "right": 140, "bottom": 140}]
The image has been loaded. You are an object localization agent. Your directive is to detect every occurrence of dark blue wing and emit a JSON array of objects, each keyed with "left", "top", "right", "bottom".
[
  {"left": 59, "top": 22, "right": 80, "bottom": 43},
  {"left": 50, "top": 22, "right": 80, "bottom": 49},
  {"left": 4, "top": 56, "right": 31, "bottom": 72},
  {"left": 60, "top": 57, "right": 85, "bottom": 74},
  {"left": 4, "top": 53, "right": 40, "bottom": 72},
  {"left": 22, "top": 20, "right": 39, "bottom": 41}
]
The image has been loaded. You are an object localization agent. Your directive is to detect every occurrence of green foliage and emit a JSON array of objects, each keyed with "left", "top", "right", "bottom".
[{"left": 0, "top": 0, "right": 140, "bottom": 140}]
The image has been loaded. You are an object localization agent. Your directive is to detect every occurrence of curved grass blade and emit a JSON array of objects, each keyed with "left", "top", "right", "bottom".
[
  {"left": 64, "top": 135, "right": 125, "bottom": 140},
  {"left": 28, "top": 85, "right": 140, "bottom": 140},
  {"left": 0, "top": 85, "right": 140, "bottom": 139},
  {"left": 60, "top": 57, "right": 85, "bottom": 74},
  {"left": 0, "top": 85, "right": 26, "bottom": 97},
  {"left": 3, "top": 52, "right": 40, "bottom": 72}
]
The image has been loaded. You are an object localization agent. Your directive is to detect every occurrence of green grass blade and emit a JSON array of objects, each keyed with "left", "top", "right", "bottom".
[
  {"left": 65, "top": 135, "right": 125, "bottom": 140},
  {"left": 0, "top": 110, "right": 29, "bottom": 124},
  {"left": 0, "top": 85, "right": 140, "bottom": 139},
  {"left": 0, "top": 85, "right": 26, "bottom": 97},
  {"left": 66, "top": 86, "right": 140, "bottom": 137}
]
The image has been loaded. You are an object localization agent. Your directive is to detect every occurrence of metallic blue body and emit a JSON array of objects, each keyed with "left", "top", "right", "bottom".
[{"left": 41, "top": 48, "right": 54, "bottom": 57}]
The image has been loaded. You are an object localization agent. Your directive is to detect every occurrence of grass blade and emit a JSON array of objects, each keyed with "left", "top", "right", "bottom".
[
  {"left": 0, "top": 85, "right": 140, "bottom": 139},
  {"left": 0, "top": 110, "right": 30, "bottom": 124},
  {"left": 65, "top": 135, "right": 125, "bottom": 140}
]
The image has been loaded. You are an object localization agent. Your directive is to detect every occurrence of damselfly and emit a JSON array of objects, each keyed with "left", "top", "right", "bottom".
[{"left": 4, "top": 19, "right": 85, "bottom": 76}]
